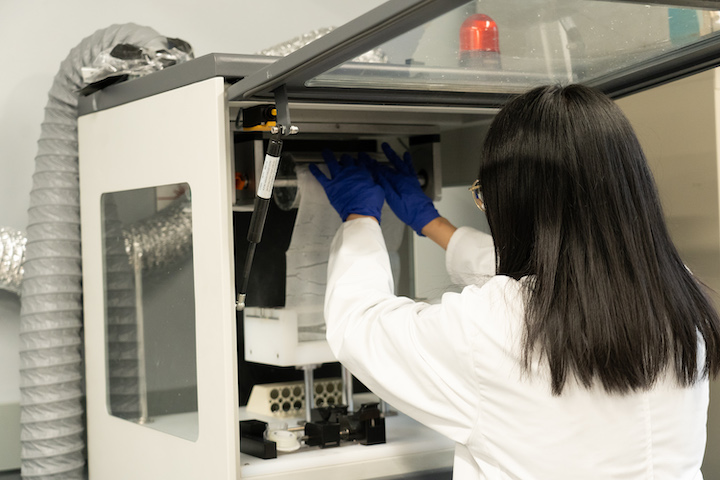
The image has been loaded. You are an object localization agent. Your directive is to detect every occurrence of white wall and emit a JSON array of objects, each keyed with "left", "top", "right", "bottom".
[{"left": 0, "top": 0, "right": 384, "bottom": 467}]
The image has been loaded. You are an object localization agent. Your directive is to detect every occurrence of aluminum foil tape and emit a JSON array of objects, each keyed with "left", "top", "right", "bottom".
[
  {"left": 258, "top": 27, "right": 388, "bottom": 63},
  {"left": 0, "top": 227, "right": 26, "bottom": 294}
]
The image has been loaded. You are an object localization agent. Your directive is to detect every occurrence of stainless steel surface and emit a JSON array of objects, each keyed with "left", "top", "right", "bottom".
[
  {"left": 131, "top": 238, "right": 150, "bottom": 426},
  {"left": 302, "top": 365, "right": 317, "bottom": 423},
  {"left": 341, "top": 366, "right": 354, "bottom": 412},
  {"left": 236, "top": 293, "right": 246, "bottom": 311},
  {"left": 616, "top": 69, "right": 720, "bottom": 479}
]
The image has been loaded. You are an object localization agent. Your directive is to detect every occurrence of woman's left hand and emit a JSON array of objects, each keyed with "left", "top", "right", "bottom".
[{"left": 309, "top": 150, "right": 385, "bottom": 223}]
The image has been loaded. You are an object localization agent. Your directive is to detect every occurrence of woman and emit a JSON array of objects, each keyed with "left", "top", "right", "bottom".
[{"left": 309, "top": 84, "right": 720, "bottom": 479}]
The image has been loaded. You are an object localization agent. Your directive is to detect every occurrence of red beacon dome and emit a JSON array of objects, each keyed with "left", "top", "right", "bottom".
[{"left": 459, "top": 14, "right": 501, "bottom": 70}]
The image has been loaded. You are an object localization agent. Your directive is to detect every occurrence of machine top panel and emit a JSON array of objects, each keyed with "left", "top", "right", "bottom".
[{"left": 77, "top": 53, "right": 272, "bottom": 116}]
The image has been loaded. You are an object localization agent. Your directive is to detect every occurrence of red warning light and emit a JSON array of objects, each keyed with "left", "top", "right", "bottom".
[
  {"left": 460, "top": 14, "right": 499, "bottom": 53},
  {"left": 459, "top": 14, "right": 501, "bottom": 69}
]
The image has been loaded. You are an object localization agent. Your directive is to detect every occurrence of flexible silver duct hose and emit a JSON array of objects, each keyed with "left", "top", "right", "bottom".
[
  {"left": 1, "top": 197, "right": 192, "bottom": 296},
  {"left": 1, "top": 228, "right": 26, "bottom": 294},
  {"left": 124, "top": 194, "right": 193, "bottom": 272},
  {"left": 258, "top": 26, "right": 388, "bottom": 63},
  {"left": 19, "top": 24, "right": 169, "bottom": 480}
]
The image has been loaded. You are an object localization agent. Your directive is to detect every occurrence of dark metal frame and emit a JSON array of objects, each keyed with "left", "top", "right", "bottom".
[{"left": 589, "top": 34, "right": 720, "bottom": 98}]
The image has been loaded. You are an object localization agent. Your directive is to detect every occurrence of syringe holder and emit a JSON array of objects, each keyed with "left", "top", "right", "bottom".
[{"left": 239, "top": 420, "right": 277, "bottom": 459}]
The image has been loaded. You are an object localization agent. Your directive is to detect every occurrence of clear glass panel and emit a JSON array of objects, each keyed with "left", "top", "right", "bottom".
[
  {"left": 102, "top": 183, "right": 198, "bottom": 441},
  {"left": 307, "top": 0, "right": 720, "bottom": 93}
]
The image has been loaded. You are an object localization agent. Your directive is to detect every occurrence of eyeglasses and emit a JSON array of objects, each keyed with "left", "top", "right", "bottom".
[{"left": 469, "top": 180, "right": 485, "bottom": 212}]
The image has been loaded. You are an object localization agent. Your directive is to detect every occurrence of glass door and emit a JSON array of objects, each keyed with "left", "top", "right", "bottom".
[{"left": 228, "top": 0, "right": 720, "bottom": 106}]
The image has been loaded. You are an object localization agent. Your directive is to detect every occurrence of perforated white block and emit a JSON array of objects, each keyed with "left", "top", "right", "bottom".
[{"left": 246, "top": 378, "right": 343, "bottom": 418}]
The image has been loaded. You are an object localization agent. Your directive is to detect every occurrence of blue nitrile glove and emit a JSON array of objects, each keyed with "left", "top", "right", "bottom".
[
  {"left": 309, "top": 149, "right": 385, "bottom": 223},
  {"left": 365, "top": 143, "right": 440, "bottom": 235}
]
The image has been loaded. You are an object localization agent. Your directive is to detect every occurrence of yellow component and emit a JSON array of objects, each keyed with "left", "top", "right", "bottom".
[
  {"left": 241, "top": 121, "right": 277, "bottom": 132},
  {"left": 271, "top": 108, "right": 277, "bottom": 116}
]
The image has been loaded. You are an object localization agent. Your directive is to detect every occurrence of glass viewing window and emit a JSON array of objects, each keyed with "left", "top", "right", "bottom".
[{"left": 101, "top": 183, "right": 198, "bottom": 442}]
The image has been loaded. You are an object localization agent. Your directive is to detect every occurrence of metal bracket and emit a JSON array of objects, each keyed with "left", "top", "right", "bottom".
[{"left": 270, "top": 85, "right": 298, "bottom": 138}]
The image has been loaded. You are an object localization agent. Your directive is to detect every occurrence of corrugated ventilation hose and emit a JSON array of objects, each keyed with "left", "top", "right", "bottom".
[{"left": 19, "top": 24, "right": 172, "bottom": 480}]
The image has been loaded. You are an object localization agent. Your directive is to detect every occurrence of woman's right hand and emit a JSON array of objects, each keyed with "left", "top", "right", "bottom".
[
  {"left": 309, "top": 149, "right": 385, "bottom": 223},
  {"left": 365, "top": 143, "right": 440, "bottom": 235}
]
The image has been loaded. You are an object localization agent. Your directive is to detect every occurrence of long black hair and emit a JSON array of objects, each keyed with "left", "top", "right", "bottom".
[{"left": 479, "top": 84, "right": 720, "bottom": 395}]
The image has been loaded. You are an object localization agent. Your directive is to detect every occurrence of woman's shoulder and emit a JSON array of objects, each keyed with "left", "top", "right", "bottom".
[
  {"left": 443, "top": 274, "right": 528, "bottom": 332},
  {"left": 464, "top": 273, "right": 529, "bottom": 298},
  {"left": 437, "top": 275, "right": 529, "bottom": 374}
]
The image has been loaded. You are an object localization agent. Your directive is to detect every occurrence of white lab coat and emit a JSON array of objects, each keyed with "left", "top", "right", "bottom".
[{"left": 325, "top": 217, "right": 709, "bottom": 480}]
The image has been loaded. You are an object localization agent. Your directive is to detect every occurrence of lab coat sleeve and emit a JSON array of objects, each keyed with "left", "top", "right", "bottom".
[
  {"left": 325, "top": 218, "right": 480, "bottom": 444},
  {"left": 445, "top": 226, "right": 495, "bottom": 286}
]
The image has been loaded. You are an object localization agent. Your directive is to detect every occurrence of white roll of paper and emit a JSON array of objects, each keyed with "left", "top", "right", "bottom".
[{"left": 285, "top": 165, "right": 405, "bottom": 341}]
